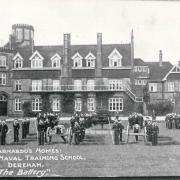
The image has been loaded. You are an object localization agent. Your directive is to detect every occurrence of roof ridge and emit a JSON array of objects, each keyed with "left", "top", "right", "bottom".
[{"left": 34, "top": 43, "right": 131, "bottom": 47}]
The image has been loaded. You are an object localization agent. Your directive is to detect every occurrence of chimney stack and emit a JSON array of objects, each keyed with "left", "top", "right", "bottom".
[
  {"left": 131, "top": 29, "right": 134, "bottom": 66},
  {"left": 96, "top": 33, "right": 102, "bottom": 77},
  {"left": 62, "top": 33, "right": 71, "bottom": 77},
  {"left": 159, "top": 50, "right": 163, "bottom": 67}
]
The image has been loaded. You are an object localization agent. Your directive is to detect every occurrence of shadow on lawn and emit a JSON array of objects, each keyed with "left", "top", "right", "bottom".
[
  {"left": 157, "top": 135, "right": 180, "bottom": 146},
  {"left": 81, "top": 135, "right": 106, "bottom": 145},
  {"left": 8, "top": 141, "right": 28, "bottom": 145}
]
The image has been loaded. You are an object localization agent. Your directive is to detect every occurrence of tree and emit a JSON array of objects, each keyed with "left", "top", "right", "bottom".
[
  {"left": 147, "top": 101, "right": 173, "bottom": 116},
  {"left": 41, "top": 93, "right": 52, "bottom": 113},
  {"left": 22, "top": 101, "right": 36, "bottom": 117}
]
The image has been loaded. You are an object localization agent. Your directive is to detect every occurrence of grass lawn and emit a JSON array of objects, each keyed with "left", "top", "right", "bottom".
[{"left": 0, "top": 120, "right": 180, "bottom": 177}]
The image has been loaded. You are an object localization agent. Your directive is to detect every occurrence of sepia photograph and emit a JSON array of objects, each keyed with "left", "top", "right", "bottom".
[{"left": 0, "top": 0, "right": 180, "bottom": 178}]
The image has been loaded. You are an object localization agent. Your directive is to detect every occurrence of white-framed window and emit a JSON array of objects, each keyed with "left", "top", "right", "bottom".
[
  {"left": 85, "top": 52, "right": 95, "bottom": 67},
  {"left": 109, "top": 80, "right": 123, "bottom": 90},
  {"left": 72, "top": 53, "right": 83, "bottom": 68},
  {"left": 0, "top": 73, "right": 6, "bottom": 85},
  {"left": 134, "top": 66, "right": 149, "bottom": 73},
  {"left": 52, "top": 98, "right": 60, "bottom": 112},
  {"left": 75, "top": 98, "right": 82, "bottom": 111},
  {"left": 14, "top": 58, "right": 23, "bottom": 68},
  {"left": 178, "top": 82, "right": 180, "bottom": 91},
  {"left": 135, "top": 79, "right": 147, "bottom": 86},
  {"left": 168, "top": 82, "right": 175, "bottom": 92},
  {"left": 74, "top": 80, "right": 82, "bottom": 90},
  {"left": 16, "top": 28, "right": 23, "bottom": 41},
  {"left": 24, "top": 29, "right": 30, "bottom": 40},
  {"left": 15, "top": 98, "right": 22, "bottom": 111},
  {"left": 0, "top": 56, "right": 6, "bottom": 67},
  {"left": 32, "top": 98, "right": 42, "bottom": 111},
  {"left": 109, "top": 98, "right": 123, "bottom": 111},
  {"left": 87, "top": 79, "right": 94, "bottom": 90},
  {"left": 52, "top": 58, "right": 60, "bottom": 68},
  {"left": 30, "top": 51, "right": 44, "bottom": 68},
  {"left": 51, "top": 54, "right": 61, "bottom": 68},
  {"left": 53, "top": 80, "right": 60, "bottom": 91},
  {"left": 87, "top": 98, "right": 95, "bottom": 111},
  {"left": 32, "top": 80, "right": 42, "bottom": 91},
  {"left": 149, "top": 83, "right": 157, "bottom": 92},
  {"left": 31, "top": 58, "right": 43, "bottom": 68},
  {"left": 108, "top": 49, "right": 122, "bottom": 67},
  {"left": 15, "top": 80, "right": 22, "bottom": 91}
]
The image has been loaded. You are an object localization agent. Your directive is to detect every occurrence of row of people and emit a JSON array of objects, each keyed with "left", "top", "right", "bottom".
[
  {"left": 165, "top": 113, "right": 180, "bottom": 129},
  {"left": 0, "top": 119, "right": 30, "bottom": 145},
  {"left": 13, "top": 119, "right": 30, "bottom": 143}
]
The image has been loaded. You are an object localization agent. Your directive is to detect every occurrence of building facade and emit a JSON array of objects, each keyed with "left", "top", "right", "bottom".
[{"left": 0, "top": 24, "right": 176, "bottom": 117}]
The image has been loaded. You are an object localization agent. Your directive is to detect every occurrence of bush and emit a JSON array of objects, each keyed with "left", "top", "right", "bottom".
[
  {"left": 41, "top": 93, "right": 52, "bottom": 113},
  {"left": 22, "top": 101, "right": 36, "bottom": 117},
  {"left": 147, "top": 101, "right": 173, "bottom": 116}
]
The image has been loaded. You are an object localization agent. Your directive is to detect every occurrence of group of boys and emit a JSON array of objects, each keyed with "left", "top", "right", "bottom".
[
  {"left": 13, "top": 119, "right": 30, "bottom": 143},
  {"left": 112, "top": 116, "right": 124, "bottom": 145},
  {"left": 36, "top": 112, "right": 66, "bottom": 145},
  {"left": 145, "top": 120, "right": 159, "bottom": 145}
]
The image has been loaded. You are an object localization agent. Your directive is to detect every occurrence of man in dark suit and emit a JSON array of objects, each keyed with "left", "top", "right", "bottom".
[
  {"left": 1, "top": 120, "right": 8, "bottom": 145},
  {"left": 13, "top": 119, "right": 20, "bottom": 143},
  {"left": 37, "top": 115, "right": 45, "bottom": 145}
]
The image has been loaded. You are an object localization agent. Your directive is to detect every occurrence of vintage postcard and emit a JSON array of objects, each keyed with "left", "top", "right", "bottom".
[{"left": 0, "top": 0, "right": 179, "bottom": 178}]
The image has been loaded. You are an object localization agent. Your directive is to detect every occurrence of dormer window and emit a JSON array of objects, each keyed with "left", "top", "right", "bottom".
[
  {"left": 85, "top": 52, "right": 95, "bottom": 67},
  {"left": 108, "top": 49, "right": 122, "bottom": 67},
  {"left": 0, "top": 56, "right": 6, "bottom": 67},
  {"left": 29, "top": 50, "right": 44, "bottom": 68},
  {"left": 51, "top": 53, "right": 61, "bottom": 68},
  {"left": 13, "top": 52, "right": 23, "bottom": 68},
  {"left": 72, "top": 52, "right": 83, "bottom": 68}
]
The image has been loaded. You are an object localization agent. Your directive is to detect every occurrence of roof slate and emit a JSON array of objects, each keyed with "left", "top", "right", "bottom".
[
  {"left": 14, "top": 43, "right": 131, "bottom": 67},
  {"left": 146, "top": 61, "right": 173, "bottom": 81}
]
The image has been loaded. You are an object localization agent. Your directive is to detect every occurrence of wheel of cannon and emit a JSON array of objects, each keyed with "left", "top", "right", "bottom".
[{"left": 67, "top": 127, "right": 73, "bottom": 144}]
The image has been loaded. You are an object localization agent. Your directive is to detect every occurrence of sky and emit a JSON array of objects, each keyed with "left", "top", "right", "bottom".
[{"left": 0, "top": 0, "right": 180, "bottom": 65}]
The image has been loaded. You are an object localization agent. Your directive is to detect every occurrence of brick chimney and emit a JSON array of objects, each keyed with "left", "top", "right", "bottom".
[
  {"left": 62, "top": 33, "right": 71, "bottom": 77},
  {"left": 131, "top": 29, "right": 134, "bottom": 66},
  {"left": 159, "top": 50, "right": 163, "bottom": 67},
  {"left": 96, "top": 33, "right": 102, "bottom": 77}
]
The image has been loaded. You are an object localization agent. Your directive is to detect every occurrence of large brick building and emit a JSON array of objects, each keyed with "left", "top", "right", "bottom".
[{"left": 0, "top": 24, "right": 176, "bottom": 117}]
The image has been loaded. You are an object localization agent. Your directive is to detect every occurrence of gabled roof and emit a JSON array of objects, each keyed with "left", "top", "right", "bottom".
[
  {"left": 134, "top": 58, "right": 147, "bottom": 66},
  {"left": 108, "top": 48, "right": 122, "bottom": 59},
  {"left": 14, "top": 43, "right": 131, "bottom": 67},
  {"left": 85, "top": 52, "right": 96, "bottom": 59},
  {"left": 50, "top": 53, "right": 61, "bottom": 60},
  {"left": 72, "top": 52, "right": 83, "bottom": 60},
  {"left": 29, "top": 50, "right": 44, "bottom": 60},
  {"left": 162, "top": 65, "right": 180, "bottom": 81},
  {"left": 146, "top": 61, "right": 173, "bottom": 81},
  {"left": 13, "top": 52, "right": 23, "bottom": 60}
]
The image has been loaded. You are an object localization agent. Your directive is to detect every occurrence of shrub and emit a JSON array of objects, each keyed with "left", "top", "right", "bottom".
[
  {"left": 147, "top": 101, "right": 173, "bottom": 116},
  {"left": 22, "top": 101, "right": 36, "bottom": 117},
  {"left": 41, "top": 93, "right": 52, "bottom": 113}
]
